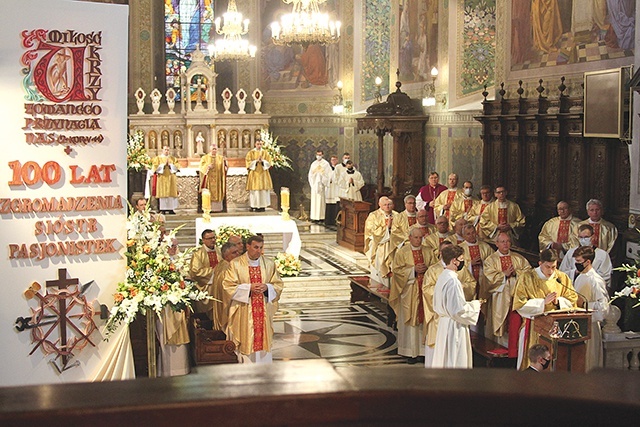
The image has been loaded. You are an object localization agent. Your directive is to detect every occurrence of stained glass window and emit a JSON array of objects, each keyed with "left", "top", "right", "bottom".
[{"left": 164, "top": 0, "right": 214, "bottom": 92}]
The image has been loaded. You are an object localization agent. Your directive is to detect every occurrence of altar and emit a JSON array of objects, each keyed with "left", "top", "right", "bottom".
[
  {"left": 173, "top": 166, "right": 249, "bottom": 211},
  {"left": 195, "top": 215, "right": 301, "bottom": 257}
]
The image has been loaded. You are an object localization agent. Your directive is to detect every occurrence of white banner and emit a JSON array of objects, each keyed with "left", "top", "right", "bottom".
[{"left": 0, "top": 0, "right": 130, "bottom": 386}]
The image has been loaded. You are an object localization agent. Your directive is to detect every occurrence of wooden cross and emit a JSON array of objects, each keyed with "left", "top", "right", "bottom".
[{"left": 46, "top": 268, "right": 79, "bottom": 366}]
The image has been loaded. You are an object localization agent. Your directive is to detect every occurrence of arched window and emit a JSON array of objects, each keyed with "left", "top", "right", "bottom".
[{"left": 164, "top": 0, "right": 214, "bottom": 91}]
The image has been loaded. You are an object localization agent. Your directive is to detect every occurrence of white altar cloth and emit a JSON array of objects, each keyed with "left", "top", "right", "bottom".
[{"left": 195, "top": 215, "right": 301, "bottom": 257}]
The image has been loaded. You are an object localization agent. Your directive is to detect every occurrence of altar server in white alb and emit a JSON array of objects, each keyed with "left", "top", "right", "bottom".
[
  {"left": 431, "top": 244, "right": 482, "bottom": 369},
  {"left": 307, "top": 149, "right": 332, "bottom": 223},
  {"left": 339, "top": 160, "right": 364, "bottom": 201},
  {"left": 324, "top": 155, "right": 341, "bottom": 226},
  {"left": 571, "top": 245, "right": 609, "bottom": 371}
]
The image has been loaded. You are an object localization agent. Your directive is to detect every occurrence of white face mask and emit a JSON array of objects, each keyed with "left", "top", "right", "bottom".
[
  {"left": 579, "top": 237, "right": 592, "bottom": 247},
  {"left": 464, "top": 188, "right": 472, "bottom": 196},
  {"left": 343, "top": 158, "right": 349, "bottom": 164},
  {"left": 316, "top": 155, "right": 322, "bottom": 161}
]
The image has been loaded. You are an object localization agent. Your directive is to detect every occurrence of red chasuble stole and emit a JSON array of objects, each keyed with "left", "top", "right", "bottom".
[
  {"left": 464, "top": 198, "right": 473, "bottom": 212},
  {"left": 499, "top": 254, "right": 519, "bottom": 357},
  {"left": 207, "top": 250, "right": 219, "bottom": 268},
  {"left": 444, "top": 191, "right": 456, "bottom": 217},
  {"left": 248, "top": 265, "right": 265, "bottom": 352},
  {"left": 479, "top": 203, "right": 488, "bottom": 215},
  {"left": 592, "top": 223, "right": 601, "bottom": 247},
  {"left": 557, "top": 220, "right": 570, "bottom": 243},
  {"left": 408, "top": 216, "right": 417, "bottom": 226},
  {"left": 498, "top": 207, "right": 508, "bottom": 225},
  {"left": 411, "top": 249, "right": 425, "bottom": 323},
  {"left": 468, "top": 245, "right": 481, "bottom": 282}
]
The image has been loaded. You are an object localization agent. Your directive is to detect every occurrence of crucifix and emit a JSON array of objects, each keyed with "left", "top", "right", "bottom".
[
  {"left": 45, "top": 268, "right": 79, "bottom": 367},
  {"left": 192, "top": 77, "right": 206, "bottom": 110}
]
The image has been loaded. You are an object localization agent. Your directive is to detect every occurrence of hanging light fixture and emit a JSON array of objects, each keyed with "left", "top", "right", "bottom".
[
  {"left": 208, "top": 0, "right": 257, "bottom": 61},
  {"left": 271, "top": 0, "right": 341, "bottom": 47}
]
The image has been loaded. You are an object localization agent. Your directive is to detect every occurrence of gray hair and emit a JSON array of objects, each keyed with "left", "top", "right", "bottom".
[{"left": 585, "top": 198, "right": 603, "bottom": 210}]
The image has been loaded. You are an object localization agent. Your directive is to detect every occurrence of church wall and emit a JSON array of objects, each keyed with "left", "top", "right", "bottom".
[{"left": 630, "top": 5, "right": 640, "bottom": 220}]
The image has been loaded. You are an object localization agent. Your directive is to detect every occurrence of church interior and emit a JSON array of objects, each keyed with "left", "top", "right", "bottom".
[{"left": 2, "top": 0, "right": 640, "bottom": 425}]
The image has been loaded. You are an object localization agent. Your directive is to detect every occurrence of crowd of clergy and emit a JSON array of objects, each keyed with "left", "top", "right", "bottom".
[{"left": 365, "top": 172, "right": 615, "bottom": 371}]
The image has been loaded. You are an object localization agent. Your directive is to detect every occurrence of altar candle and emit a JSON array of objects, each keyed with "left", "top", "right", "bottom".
[
  {"left": 281, "top": 187, "right": 290, "bottom": 208},
  {"left": 202, "top": 189, "right": 211, "bottom": 210}
]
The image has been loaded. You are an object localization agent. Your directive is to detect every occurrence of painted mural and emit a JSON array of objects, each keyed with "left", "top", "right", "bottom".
[
  {"left": 457, "top": 0, "right": 496, "bottom": 97},
  {"left": 361, "top": 0, "right": 392, "bottom": 102},
  {"left": 398, "top": 0, "right": 439, "bottom": 83},
  {"left": 510, "top": 0, "right": 635, "bottom": 72},
  {"left": 259, "top": 0, "right": 340, "bottom": 91}
]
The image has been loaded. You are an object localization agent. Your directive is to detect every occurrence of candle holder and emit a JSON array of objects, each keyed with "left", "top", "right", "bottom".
[
  {"left": 202, "top": 188, "right": 211, "bottom": 222},
  {"left": 280, "top": 187, "right": 290, "bottom": 221}
]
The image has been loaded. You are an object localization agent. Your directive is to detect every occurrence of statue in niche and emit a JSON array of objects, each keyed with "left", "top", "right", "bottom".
[
  {"left": 217, "top": 129, "right": 227, "bottom": 148},
  {"left": 161, "top": 130, "right": 170, "bottom": 148},
  {"left": 174, "top": 131, "right": 183, "bottom": 157},
  {"left": 149, "top": 130, "right": 157, "bottom": 150},
  {"left": 242, "top": 129, "right": 251, "bottom": 148},
  {"left": 195, "top": 131, "right": 205, "bottom": 156},
  {"left": 230, "top": 129, "right": 239, "bottom": 148}
]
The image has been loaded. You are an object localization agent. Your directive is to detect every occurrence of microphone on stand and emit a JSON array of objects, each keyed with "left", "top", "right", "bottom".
[{"left": 555, "top": 277, "right": 589, "bottom": 313}]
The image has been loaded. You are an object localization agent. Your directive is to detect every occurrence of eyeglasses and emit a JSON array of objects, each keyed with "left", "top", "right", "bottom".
[{"left": 495, "top": 190, "right": 505, "bottom": 194}]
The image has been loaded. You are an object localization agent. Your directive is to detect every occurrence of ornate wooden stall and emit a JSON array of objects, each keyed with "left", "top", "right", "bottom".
[{"left": 475, "top": 79, "right": 630, "bottom": 254}]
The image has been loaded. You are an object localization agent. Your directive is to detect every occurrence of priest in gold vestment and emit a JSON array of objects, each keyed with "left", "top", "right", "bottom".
[
  {"left": 483, "top": 232, "right": 532, "bottom": 352},
  {"left": 538, "top": 201, "right": 581, "bottom": 255},
  {"left": 578, "top": 199, "right": 618, "bottom": 253},
  {"left": 390, "top": 195, "right": 419, "bottom": 249},
  {"left": 364, "top": 196, "right": 399, "bottom": 287},
  {"left": 390, "top": 228, "right": 436, "bottom": 362},
  {"left": 513, "top": 249, "right": 577, "bottom": 370},
  {"left": 223, "top": 235, "right": 283, "bottom": 363},
  {"left": 211, "top": 242, "right": 242, "bottom": 332},
  {"left": 152, "top": 146, "right": 179, "bottom": 214},
  {"left": 200, "top": 144, "right": 228, "bottom": 213},
  {"left": 479, "top": 186, "right": 525, "bottom": 243},
  {"left": 245, "top": 139, "right": 273, "bottom": 212},
  {"left": 189, "top": 229, "right": 222, "bottom": 319}
]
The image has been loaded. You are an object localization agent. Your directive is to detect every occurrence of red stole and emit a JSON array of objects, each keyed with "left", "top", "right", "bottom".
[
  {"left": 207, "top": 250, "right": 219, "bottom": 268},
  {"left": 500, "top": 254, "right": 519, "bottom": 358},
  {"left": 408, "top": 215, "right": 417, "bottom": 226},
  {"left": 557, "top": 219, "right": 570, "bottom": 243},
  {"left": 498, "top": 207, "right": 508, "bottom": 225},
  {"left": 444, "top": 191, "right": 456, "bottom": 218},
  {"left": 591, "top": 223, "right": 601, "bottom": 247},
  {"left": 464, "top": 198, "right": 473, "bottom": 212},
  {"left": 468, "top": 245, "right": 482, "bottom": 282},
  {"left": 248, "top": 265, "right": 265, "bottom": 352},
  {"left": 479, "top": 203, "right": 488, "bottom": 215},
  {"left": 411, "top": 249, "right": 425, "bottom": 324}
]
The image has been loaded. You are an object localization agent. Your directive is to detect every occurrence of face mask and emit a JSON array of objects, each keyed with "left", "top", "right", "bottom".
[
  {"left": 343, "top": 158, "right": 349, "bottom": 164},
  {"left": 541, "top": 357, "right": 551, "bottom": 370},
  {"left": 316, "top": 155, "right": 322, "bottom": 161},
  {"left": 456, "top": 260, "right": 465, "bottom": 271},
  {"left": 579, "top": 237, "right": 592, "bottom": 247},
  {"left": 346, "top": 167, "right": 354, "bottom": 174},
  {"left": 464, "top": 188, "right": 472, "bottom": 196},
  {"left": 575, "top": 261, "right": 586, "bottom": 272}
]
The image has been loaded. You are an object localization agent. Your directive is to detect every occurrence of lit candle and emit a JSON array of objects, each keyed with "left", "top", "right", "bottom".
[
  {"left": 281, "top": 187, "right": 290, "bottom": 209},
  {"left": 202, "top": 189, "right": 211, "bottom": 211}
]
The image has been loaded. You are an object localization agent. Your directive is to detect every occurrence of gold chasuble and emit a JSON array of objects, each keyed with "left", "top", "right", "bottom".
[
  {"left": 223, "top": 255, "right": 283, "bottom": 356},
  {"left": 512, "top": 269, "right": 577, "bottom": 369},
  {"left": 390, "top": 245, "right": 434, "bottom": 327},
  {"left": 245, "top": 148, "right": 273, "bottom": 191},
  {"left": 199, "top": 153, "right": 227, "bottom": 202},
  {"left": 152, "top": 155, "right": 179, "bottom": 198}
]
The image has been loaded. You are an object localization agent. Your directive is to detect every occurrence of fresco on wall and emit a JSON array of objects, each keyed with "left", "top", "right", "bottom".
[
  {"left": 260, "top": 0, "right": 340, "bottom": 91},
  {"left": 398, "top": 0, "right": 438, "bottom": 83},
  {"left": 510, "top": 0, "right": 635, "bottom": 72},
  {"left": 457, "top": 0, "right": 496, "bottom": 97},
  {"left": 360, "top": 0, "right": 392, "bottom": 102}
]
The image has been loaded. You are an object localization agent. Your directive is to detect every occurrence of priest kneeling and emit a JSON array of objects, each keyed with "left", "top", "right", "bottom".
[
  {"left": 223, "top": 235, "right": 283, "bottom": 363},
  {"left": 431, "top": 245, "right": 482, "bottom": 369}
]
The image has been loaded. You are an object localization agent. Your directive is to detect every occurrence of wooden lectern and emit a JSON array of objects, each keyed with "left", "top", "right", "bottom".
[
  {"left": 337, "top": 198, "right": 371, "bottom": 253},
  {"left": 533, "top": 311, "right": 592, "bottom": 372}
]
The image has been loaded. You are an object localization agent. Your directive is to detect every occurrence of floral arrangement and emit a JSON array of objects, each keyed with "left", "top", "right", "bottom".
[
  {"left": 274, "top": 252, "right": 302, "bottom": 277},
  {"left": 614, "top": 261, "right": 640, "bottom": 308},
  {"left": 127, "top": 130, "right": 152, "bottom": 171},
  {"left": 260, "top": 129, "right": 292, "bottom": 170},
  {"left": 215, "top": 224, "right": 253, "bottom": 247},
  {"left": 104, "top": 206, "right": 210, "bottom": 337}
]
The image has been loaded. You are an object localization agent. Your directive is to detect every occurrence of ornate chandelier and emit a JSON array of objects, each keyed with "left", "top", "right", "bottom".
[
  {"left": 271, "top": 0, "right": 341, "bottom": 47},
  {"left": 208, "top": 0, "right": 256, "bottom": 61}
]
